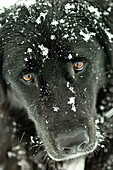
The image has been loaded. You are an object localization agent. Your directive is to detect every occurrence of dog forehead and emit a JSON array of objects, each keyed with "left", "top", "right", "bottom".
[
  {"left": 1, "top": 0, "right": 110, "bottom": 72},
  {"left": 1, "top": 0, "right": 99, "bottom": 42}
]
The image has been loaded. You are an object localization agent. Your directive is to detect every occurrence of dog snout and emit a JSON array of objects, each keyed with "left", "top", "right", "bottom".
[{"left": 55, "top": 130, "right": 89, "bottom": 154}]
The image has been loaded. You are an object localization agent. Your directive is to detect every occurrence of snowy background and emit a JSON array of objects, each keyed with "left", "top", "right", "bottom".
[
  {"left": 0, "top": 0, "right": 18, "bottom": 8},
  {"left": 0, "top": 0, "right": 35, "bottom": 9}
]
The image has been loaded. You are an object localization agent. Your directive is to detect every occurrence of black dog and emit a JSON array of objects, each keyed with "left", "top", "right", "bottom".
[{"left": 0, "top": 0, "right": 113, "bottom": 169}]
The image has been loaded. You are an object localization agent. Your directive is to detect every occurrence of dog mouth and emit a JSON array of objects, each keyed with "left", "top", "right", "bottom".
[
  {"left": 33, "top": 132, "right": 98, "bottom": 162},
  {"left": 33, "top": 140, "right": 98, "bottom": 164},
  {"left": 47, "top": 140, "right": 98, "bottom": 161}
]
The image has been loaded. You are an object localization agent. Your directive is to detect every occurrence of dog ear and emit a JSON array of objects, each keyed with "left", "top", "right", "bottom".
[
  {"left": 0, "top": 14, "right": 7, "bottom": 104},
  {"left": 0, "top": 57, "right": 6, "bottom": 104}
]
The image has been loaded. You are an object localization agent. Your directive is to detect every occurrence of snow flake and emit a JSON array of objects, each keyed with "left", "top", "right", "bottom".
[
  {"left": 50, "top": 35, "right": 56, "bottom": 40},
  {"left": 64, "top": 3, "right": 75, "bottom": 14},
  {"left": 80, "top": 30, "right": 96, "bottom": 42},
  {"left": 101, "top": 145, "right": 105, "bottom": 148},
  {"left": 67, "top": 97, "right": 76, "bottom": 112},
  {"left": 7, "top": 151, "right": 16, "bottom": 158},
  {"left": 53, "top": 106, "right": 60, "bottom": 112},
  {"left": 59, "top": 19, "right": 65, "bottom": 24},
  {"left": 105, "top": 108, "right": 113, "bottom": 118},
  {"left": 84, "top": 88, "right": 87, "bottom": 92},
  {"left": 65, "top": 3, "right": 75, "bottom": 10},
  {"left": 30, "top": 136, "right": 35, "bottom": 143},
  {"left": 104, "top": 29, "right": 113, "bottom": 43},
  {"left": 51, "top": 19, "right": 59, "bottom": 26},
  {"left": 36, "top": 12, "right": 48, "bottom": 24},
  {"left": 63, "top": 34, "right": 69, "bottom": 39},
  {"left": 24, "top": 58, "right": 28, "bottom": 62},
  {"left": 38, "top": 44, "right": 49, "bottom": 56},
  {"left": 99, "top": 105, "right": 105, "bottom": 111},
  {"left": 67, "top": 82, "right": 75, "bottom": 94},
  {"left": 0, "top": 23, "right": 2, "bottom": 28},
  {"left": 27, "top": 48, "right": 32, "bottom": 53},
  {"left": 12, "top": 121, "right": 17, "bottom": 126},
  {"left": 43, "top": 1, "right": 52, "bottom": 7},
  {"left": 88, "top": 6, "right": 101, "bottom": 19},
  {"left": 21, "top": 41, "right": 24, "bottom": 44},
  {"left": 8, "top": 70, "right": 11, "bottom": 75},
  {"left": 103, "top": 11, "right": 109, "bottom": 16},
  {"left": 45, "top": 120, "right": 48, "bottom": 124},
  {"left": 68, "top": 54, "right": 73, "bottom": 60},
  {"left": 18, "top": 160, "right": 30, "bottom": 169},
  {"left": 107, "top": 7, "right": 112, "bottom": 12}
]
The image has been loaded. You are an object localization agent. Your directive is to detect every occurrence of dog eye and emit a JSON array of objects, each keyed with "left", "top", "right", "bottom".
[
  {"left": 22, "top": 73, "right": 34, "bottom": 83},
  {"left": 73, "top": 61, "right": 85, "bottom": 71}
]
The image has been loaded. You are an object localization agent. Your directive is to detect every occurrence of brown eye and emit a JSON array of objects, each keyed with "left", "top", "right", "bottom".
[
  {"left": 73, "top": 61, "right": 85, "bottom": 71},
  {"left": 22, "top": 73, "right": 34, "bottom": 83}
]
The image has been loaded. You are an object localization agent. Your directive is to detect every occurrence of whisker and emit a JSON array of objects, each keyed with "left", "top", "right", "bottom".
[
  {"left": 42, "top": 153, "right": 48, "bottom": 161},
  {"left": 19, "top": 131, "right": 25, "bottom": 144},
  {"left": 103, "top": 71, "right": 111, "bottom": 75}
]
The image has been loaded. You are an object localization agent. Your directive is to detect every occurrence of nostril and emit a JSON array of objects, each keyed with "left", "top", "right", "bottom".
[
  {"left": 78, "top": 141, "right": 88, "bottom": 151},
  {"left": 63, "top": 148, "right": 73, "bottom": 154},
  {"left": 55, "top": 131, "right": 89, "bottom": 154}
]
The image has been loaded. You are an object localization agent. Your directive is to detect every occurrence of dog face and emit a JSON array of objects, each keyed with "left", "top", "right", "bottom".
[{"left": 0, "top": 0, "right": 112, "bottom": 161}]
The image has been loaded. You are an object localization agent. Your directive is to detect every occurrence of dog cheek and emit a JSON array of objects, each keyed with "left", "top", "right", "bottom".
[{"left": 7, "top": 81, "right": 38, "bottom": 109}]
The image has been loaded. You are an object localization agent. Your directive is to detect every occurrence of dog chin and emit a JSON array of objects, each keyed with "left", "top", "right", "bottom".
[{"left": 48, "top": 140, "right": 98, "bottom": 162}]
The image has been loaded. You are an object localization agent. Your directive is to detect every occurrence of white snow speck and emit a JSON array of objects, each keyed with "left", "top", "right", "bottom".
[
  {"left": 68, "top": 54, "right": 73, "bottom": 60},
  {"left": 59, "top": 19, "right": 65, "bottom": 24},
  {"left": 104, "top": 29, "right": 113, "bottom": 43},
  {"left": 84, "top": 88, "right": 87, "bottom": 92},
  {"left": 99, "top": 105, "right": 105, "bottom": 111},
  {"left": 65, "top": 3, "right": 75, "bottom": 10},
  {"left": 67, "top": 82, "right": 75, "bottom": 94},
  {"left": 7, "top": 151, "right": 16, "bottom": 158},
  {"left": 63, "top": 34, "right": 69, "bottom": 39},
  {"left": 105, "top": 108, "right": 113, "bottom": 118},
  {"left": 88, "top": 6, "right": 101, "bottom": 19},
  {"left": 103, "top": 11, "right": 109, "bottom": 16},
  {"left": 53, "top": 106, "right": 60, "bottom": 112},
  {"left": 67, "top": 97, "right": 76, "bottom": 112},
  {"left": 13, "top": 145, "right": 20, "bottom": 150},
  {"left": 18, "top": 159, "right": 30, "bottom": 169},
  {"left": 30, "top": 136, "right": 35, "bottom": 143},
  {"left": 64, "top": 3, "right": 75, "bottom": 14},
  {"left": 8, "top": 70, "right": 11, "bottom": 75},
  {"left": 27, "top": 48, "right": 32, "bottom": 53},
  {"left": 107, "top": 7, "right": 112, "bottom": 12},
  {"left": 45, "top": 120, "right": 48, "bottom": 124},
  {"left": 36, "top": 12, "right": 47, "bottom": 24},
  {"left": 51, "top": 19, "right": 59, "bottom": 26},
  {"left": 12, "top": 121, "right": 17, "bottom": 126},
  {"left": 50, "top": 35, "right": 56, "bottom": 40},
  {"left": 43, "top": 1, "right": 52, "bottom": 7},
  {"left": 101, "top": 145, "right": 105, "bottom": 148},
  {"left": 38, "top": 44, "right": 49, "bottom": 56},
  {"left": 24, "top": 58, "right": 28, "bottom": 61},
  {"left": 80, "top": 30, "right": 96, "bottom": 42}
]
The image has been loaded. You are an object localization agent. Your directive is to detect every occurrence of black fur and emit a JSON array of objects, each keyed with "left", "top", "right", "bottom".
[{"left": 0, "top": 0, "right": 113, "bottom": 169}]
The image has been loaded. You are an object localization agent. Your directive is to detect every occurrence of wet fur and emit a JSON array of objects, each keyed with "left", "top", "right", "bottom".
[{"left": 0, "top": 0, "right": 113, "bottom": 170}]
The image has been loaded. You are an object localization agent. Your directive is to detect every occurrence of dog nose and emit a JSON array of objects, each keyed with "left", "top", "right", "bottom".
[{"left": 55, "top": 131, "right": 89, "bottom": 154}]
